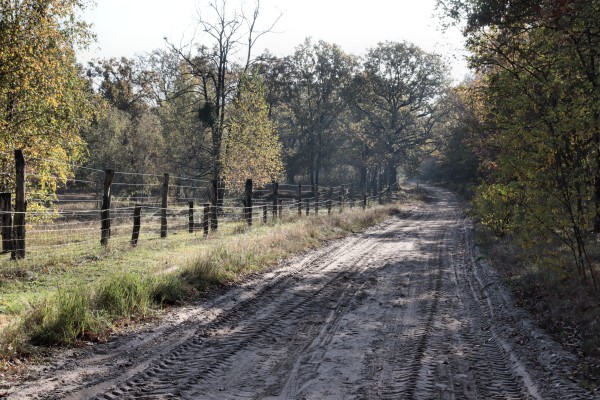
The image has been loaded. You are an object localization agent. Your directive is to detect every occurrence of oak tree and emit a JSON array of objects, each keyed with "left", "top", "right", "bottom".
[{"left": 353, "top": 41, "right": 449, "bottom": 188}]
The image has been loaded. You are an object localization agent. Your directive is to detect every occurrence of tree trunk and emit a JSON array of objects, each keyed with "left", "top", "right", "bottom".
[
  {"left": 371, "top": 167, "right": 379, "bottom": 196},
  {"left": 212, "top": 129, "right": 223, "bottom": 180},
  {"left": 593, "top": 104, "right": 600, "bottom": 232},
  {"left": 316, "top": 132, "right": 322, "bottom": 186},
  {"left": 359, "top": 165, "right": 367, "bottom": 194},
  {"left": 387, "top": 160, "right": 398, "bottom": 190},
  {"left": 309, "top": 151, "right": 315, "bottom": 187}
]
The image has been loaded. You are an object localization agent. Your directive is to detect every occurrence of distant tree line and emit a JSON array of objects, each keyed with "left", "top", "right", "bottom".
[
  {"left": 0, "top": 0, "right": 453, "bottom": 202},
  {"left": 81, "top": 42, "right": 449, "bottom": 193}
]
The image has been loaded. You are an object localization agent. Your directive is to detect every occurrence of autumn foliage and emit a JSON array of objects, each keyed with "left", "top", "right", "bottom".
[
  {"left": 0, "top": 0, "right": 94, "bottom": 199},
  {"left": 439, "top": 0, "right": 600, "bottom": 288},
  {"left": 222, "top": 75, "right": 284, "bottom": 192}
]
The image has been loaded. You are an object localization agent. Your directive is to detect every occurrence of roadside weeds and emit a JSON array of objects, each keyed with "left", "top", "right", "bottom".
[{"left": 0, "top": 202, "right": 405, "bottom": 378}]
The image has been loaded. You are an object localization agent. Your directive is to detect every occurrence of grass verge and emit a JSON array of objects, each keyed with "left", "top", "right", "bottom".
[{"left": 0, "top": 202, "right": 405, "bottom": 373}]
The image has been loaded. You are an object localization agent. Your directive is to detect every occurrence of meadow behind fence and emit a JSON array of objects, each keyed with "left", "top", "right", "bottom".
[{"left": 0, "top": 150, "right": 392, "bottom": 263}]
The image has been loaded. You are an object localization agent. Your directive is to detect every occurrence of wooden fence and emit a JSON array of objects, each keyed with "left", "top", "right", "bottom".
[{"left": 0, "top": 150, "right": 394, "bottom": 260}]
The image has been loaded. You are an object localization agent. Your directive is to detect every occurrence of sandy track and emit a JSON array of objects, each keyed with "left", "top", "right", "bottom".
[{"left": 8, "top": 187, "right": 596, "bottom": 399}]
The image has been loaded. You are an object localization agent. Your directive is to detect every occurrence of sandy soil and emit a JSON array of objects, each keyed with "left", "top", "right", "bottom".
[{"left": 5, "top": 187, "right": 596, "bottom": 399}]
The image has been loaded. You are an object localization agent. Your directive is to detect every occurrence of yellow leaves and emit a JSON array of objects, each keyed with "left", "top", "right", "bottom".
[
  {"left": 0, "top": 0, "right": 93, "bottom": 200},
  {"left": 222, "top": 75, "right": 285, "bottom": 192}
]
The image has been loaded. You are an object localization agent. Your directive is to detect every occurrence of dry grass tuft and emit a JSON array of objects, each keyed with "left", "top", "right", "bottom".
[{"left": 0, "top": 200, "right": 405, "bottom": 365}]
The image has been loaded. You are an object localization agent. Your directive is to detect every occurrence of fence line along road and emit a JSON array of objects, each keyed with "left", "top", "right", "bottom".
[{"left": 0, "top": 150, "right": 395, "bottom": 261}]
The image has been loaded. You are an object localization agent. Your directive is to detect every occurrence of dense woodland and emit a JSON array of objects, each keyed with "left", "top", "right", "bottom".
[
  {"left": 0, "top": 0, "right": 599, "bottom": 289},
  {"left": 0, "top": 0, "right": 451, "bottom": 194},
  {"left": 80, "top": 39, "right": 449, "bottom": 193},
  {"left": 437, "top": 0, "right": 600, "bottom": 289}
]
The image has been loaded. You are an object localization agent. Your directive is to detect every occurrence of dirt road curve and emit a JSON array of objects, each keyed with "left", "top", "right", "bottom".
[{"left": 8, "top": 187, "right": 595, "bottom": 399}]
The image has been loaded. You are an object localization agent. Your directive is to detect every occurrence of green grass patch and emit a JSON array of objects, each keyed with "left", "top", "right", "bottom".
[
  {"left": 27, "top": 286, "right": 99, "bottom": 346},
  {"left": 95, "top": 273, "right": 153, "bottom": 318},
  {"left": 0, "top": 200, "right": 407, "bottom": 365}
]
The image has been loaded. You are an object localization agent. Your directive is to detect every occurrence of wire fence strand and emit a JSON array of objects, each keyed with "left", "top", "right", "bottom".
[{"left": 0, "top": 152, "right": 394, "bottom": 262}]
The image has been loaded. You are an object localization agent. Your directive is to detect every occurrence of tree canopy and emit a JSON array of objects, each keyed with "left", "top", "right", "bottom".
[
  {"left": 353, "top": 41, "right": 449, "bottom": 188},
  {"left": 437, "top": 0, "right": 600, "bottom": 287},
  {"left": 222, "top": 74, "right": 284, "bottom": 191},
  {"left": 0, "top": 0, "right": 455, "bottom": 214},
  {"left": 0, "top": 0, "right": 94, "bottom": 198}
]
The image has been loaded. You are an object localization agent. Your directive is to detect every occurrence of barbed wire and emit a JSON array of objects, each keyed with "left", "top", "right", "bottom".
[
  {"left": 9, "top": 200, "right": 384, "bottom": 259},
  {"left": 0, "top": 150, "right": 395, "bottom": 262},
  {"left": 26, "top": 155, "right": 106, "bottom": 174},
  {"left": 113, "top": 170, "right": 164, "bottom": 178}
]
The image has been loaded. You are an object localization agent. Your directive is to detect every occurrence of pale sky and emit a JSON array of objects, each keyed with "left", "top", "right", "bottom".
[{"left": 78, "top": 0, "right": 470, "bottom": 82}]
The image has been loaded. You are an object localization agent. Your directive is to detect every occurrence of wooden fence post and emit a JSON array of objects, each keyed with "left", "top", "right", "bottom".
[
  {"left": 0, "top": 193, "right": 12, "bottom": 253},
  {"left": 363, "top": 193, "right": 367, "bottom": 211},
  {"left": 12, "top": 150, "right": 26, "bottom": 259},
  {"left": 161, "top": 173, "right": 169, "bottom": 238},
  {"left": 350, "top": 183, "right": 355, "bottom": 209},
  {"left": 340, "top": 185, "right": 345, "bottom": 212},
  {"left": 217, "top": 179, "right": 225, "bottom": 213},
  {"left": 278, "top": 200, "right": 282, "bottom": 220},
  {"left": 297, "top": 184, "right": 302, "bottom": 216},
  {"left": 314, "top": 185, "right": 319, "bottom": 215},
  {"left": 373, "top": 173, "right": 379, "bottom": 197},
  {"left": 203, "top": 203, "right": 210, "bottom": 237},
  {"left": 131, "top": 205, "right": 142, "bottom": 246},
  {"left": 188, "top": 201, "right": 194, "bottom": 233},
  {"left": 100, "top": 169, "right": 114, "bottom": 246},
  {"left": 305, "top": 198, "right": 310, "bottom": 216},
  {"left": 211, "top": 179, "right": 218, "bottom": 231},
  {"left": 245, "top": 179, "right": 253, "bottom": 226},
  {"left": 272, "top": 182, "right": 279, "bottom": 220},
  {"left": 327, "top": 187, "right": 333, "bottom": 215},
  {"left": 262, "top": 204, "right": 267, "bottom": 224},
  {"left": 95, "top": 180, "right": 101, "bottom": 209}
]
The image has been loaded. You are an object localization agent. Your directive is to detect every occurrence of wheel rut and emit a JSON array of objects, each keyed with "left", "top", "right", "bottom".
[{"left": 8, "top": 187, "right": 596, "bottom": 400}]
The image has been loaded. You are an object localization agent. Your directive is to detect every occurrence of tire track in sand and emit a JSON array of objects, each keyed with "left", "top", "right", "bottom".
[{"left": 8, "top": 187, "right": 595, "bottom": 400}]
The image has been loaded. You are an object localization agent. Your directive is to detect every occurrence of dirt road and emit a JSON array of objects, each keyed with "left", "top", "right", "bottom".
[{"left": 8, "top": 187, "right": 595, "bottom": 399}]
